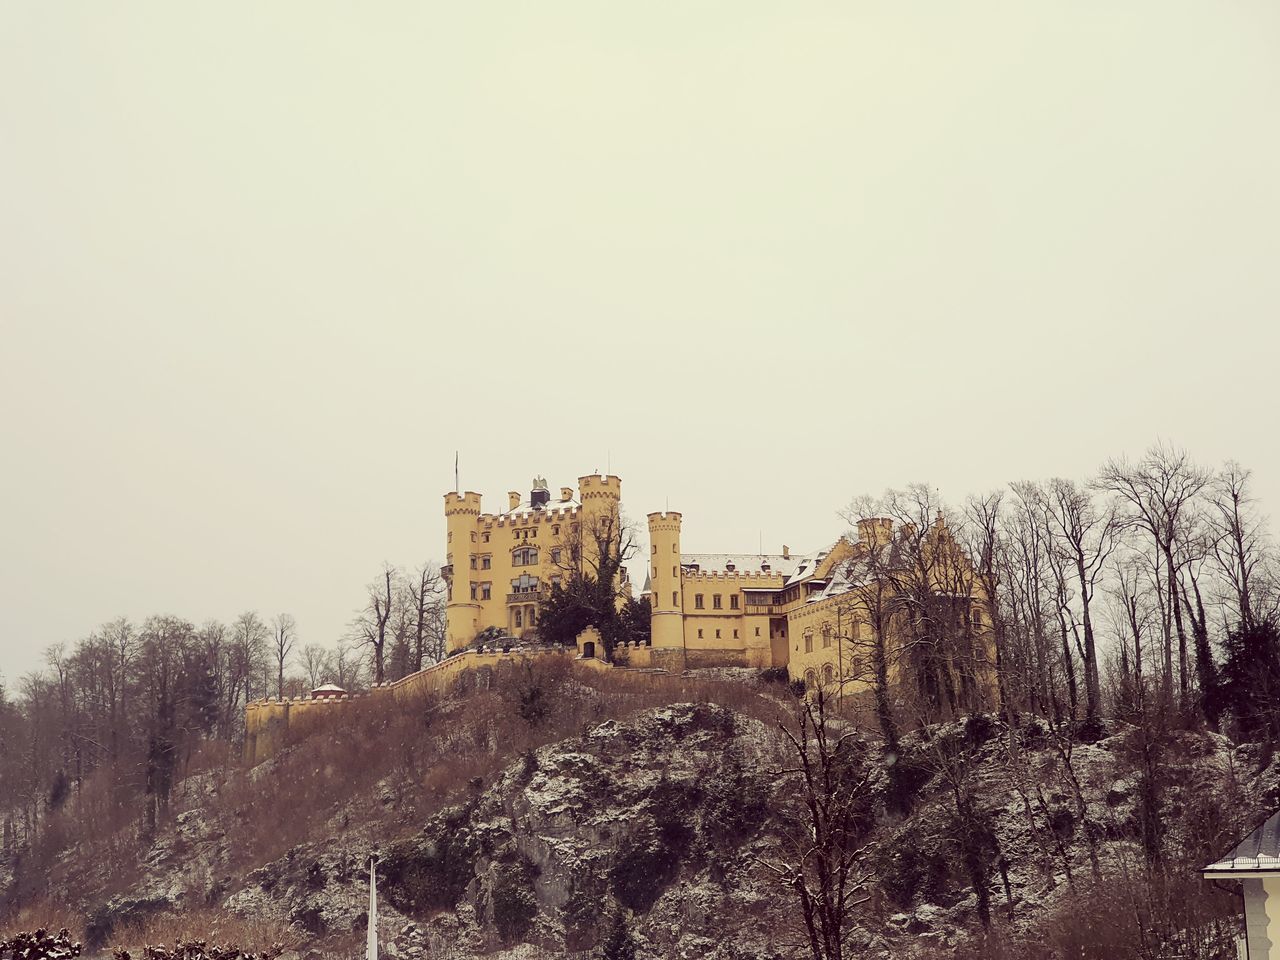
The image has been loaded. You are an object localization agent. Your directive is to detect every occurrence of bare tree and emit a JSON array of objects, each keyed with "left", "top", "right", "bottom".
[
  {"left": 350, "top": 564, "right": 396, "bottom": 684},
  {"left": 333, "top": 638, "right": 365, "bottom": 690},
  {"left": 406, "top": 562, "right": 447, "bottom": 669},
  {"left": 301, "top": 643, "right": 334, "bottom": 690},
  {"left": 231, "top": 611, "right": 270, "bottom": 705},
  {"left": 755, "top": 689, "right": 874, "bottom": 960},
  {"left": 272, "top": 613, "right": 297, "bottom": 699},
  {"left": 1208, "top": 462, "right": 1278, "bottom": 630},
  {"left": 1096, "top": 444, "right": 1211, "bottom": 714},
  {"left": 1041, "top": 478, "right": 1120, "bottom": 724}
]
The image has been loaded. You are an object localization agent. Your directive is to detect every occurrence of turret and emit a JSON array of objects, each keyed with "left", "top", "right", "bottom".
[
  {"left": 647, "top": 511, "right": 684, "bottom": 650},
  {"left": 444, "top": 490, "right": 483, "bottom": 653}
]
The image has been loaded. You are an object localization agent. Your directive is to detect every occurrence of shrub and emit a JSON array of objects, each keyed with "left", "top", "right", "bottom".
[
  {"left": 488, "top": 854, "right": 539, "bottom": 944},
  {"left": 380, "top": 805, "right": 479, "bottom": 915}
]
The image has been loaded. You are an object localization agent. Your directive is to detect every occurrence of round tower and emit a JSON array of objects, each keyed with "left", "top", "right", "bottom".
[
  {"left": 647, "top": 511, "right": 684, "bottom": 650},
  {"left": 444, "top": 490, "right": 482, "bottom": 654}
]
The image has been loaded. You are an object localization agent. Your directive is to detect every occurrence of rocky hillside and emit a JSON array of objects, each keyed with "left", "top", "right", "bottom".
[{"left": 3, "top": 664, "right": 1271, "bottom": 959}]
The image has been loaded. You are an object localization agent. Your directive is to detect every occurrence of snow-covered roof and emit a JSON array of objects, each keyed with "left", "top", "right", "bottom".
[
  {"left": 499, "top": 497, "right": 579, "bottom": 519},
  {"left": 680, "top": 553, "right": 800, "bottom": 578},
  {"left": 782, "top": 550, "right": 829, "bottom": 586},
  {"left": 1204, "top": 810, "right": 1280, "bottom": 876}
]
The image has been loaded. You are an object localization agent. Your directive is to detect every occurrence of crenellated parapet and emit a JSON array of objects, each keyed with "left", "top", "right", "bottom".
[
  {"left": 646, "top": 510, "right": 683, "bottom": 532},
  {"left": 578, "top": 474, "right": 622, "bottom": 502},
  {"left": 444, "top": 490, "right": 483, "bottom": 516}
]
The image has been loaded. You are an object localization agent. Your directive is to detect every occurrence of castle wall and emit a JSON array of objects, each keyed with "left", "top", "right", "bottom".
[{"left": 244, "top": 645, "right": 575, "bottom": 766}]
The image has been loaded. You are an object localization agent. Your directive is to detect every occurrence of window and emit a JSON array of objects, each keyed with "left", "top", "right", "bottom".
[
  {"left": 672, "top": 543, "right": 676, "bottom": 551},
  {"left": 551, "top": 548, "right": 561, "bottom": 564},
  {"left": 470, "top": 583, "right": 477, "bottom": 600},
  {"left": 672, "top": 566, "right": 677, "bottom": 577},
  {"left": 853, "top": 620, "right": 863, "bottom": 640},
  {"left": 482, "top": 556, "right": 491, "bottom": 570},
  {"left": 733, "top": 629, "right": 739, "bottom": 639},
  {"left": 822, "top": 625, "right": 832, "bottom": 649},
  {"left": 514, "top": 609, "right": 523, "bottom": 628},
  {"left": 823, "top": 664, "right": 834, "bottom": 685},
  {"left": 470, "top": 532, "right": 476, "bottom": 542},
  {"left": 672, "top": 592, "right": 678, "bottom": 606},
  {"left": 511, "top": 573, "right": 540, "bottom": 594},
  {"left": 804, "top": 633, "right": 813, "bottom": 654},
  {"left": 695, "top": 594, "right": 704, "bottom": 610},
  {"left": 552, "top": 576, "right": 562, "bottom": 587},
  {"left": 973, "top": 607, "right": 983, "bottom": 626},
  {"left": 715, "top": 629, "right": 721, "bottom": 638},
  {"left": 652, "top": 545, "right": 657, "bottom": 555},
  {"left": 698, "top": 628, "right": 704, "bottom": 638},
  {"left": 481, "top": 584, "right": 491, "bottom": 600},
  {"left": 553, "top": 525, "right": 560, "bottom": 536},
  {"left": 513, "top": 547, "right": 539, "bottom": 566},
  {"left": 730, "top": 595, "right": 739, "bottom": 610},
  {"left": 805, "top": 669, "right": 816, "bottom": 691},
  {"left": 755, "top": 627, "right": 761, "bottom": 636},
  {"left": 470, "top": 556, "right": 477, "bottom": 570},
  {"left": 713, "top": 595, "right": 722, "bottom": 610},
  {"left": 482, "top": 533, "right": 490, "bottom": 543}
]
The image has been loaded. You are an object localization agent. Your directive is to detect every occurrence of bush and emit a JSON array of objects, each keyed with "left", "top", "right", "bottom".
[
  {"left": 380, "top": 805, "right": 479, "bottom": 915},
  {"left": 488, "top": 854, "right": 540, "bottom": 944},
  {"left": 757, "top": 667, "right": 790, "bottom": 685}
]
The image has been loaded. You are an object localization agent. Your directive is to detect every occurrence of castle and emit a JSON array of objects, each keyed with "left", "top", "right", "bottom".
[
  {"left": 444, "top": 473, "right": 995, "bottom": 697},
  {"left": 245, "top": 469, "right": 994, "bottom": 765}
]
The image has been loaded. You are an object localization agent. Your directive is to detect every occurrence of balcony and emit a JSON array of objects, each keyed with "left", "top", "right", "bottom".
[{"left": 507, "top": 590, "right": 548, "bottom": 604}]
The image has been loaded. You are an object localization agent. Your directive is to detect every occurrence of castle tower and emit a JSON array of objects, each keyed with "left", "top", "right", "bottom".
[
  {"left": 577, "top": 474, "right": 623, "bottom": 579},
  {"left": 647, "top": 511, "right": 684, "bottom": 651},
  {"left": 444, "top": 490, "right": 482, "bottom": 654}
]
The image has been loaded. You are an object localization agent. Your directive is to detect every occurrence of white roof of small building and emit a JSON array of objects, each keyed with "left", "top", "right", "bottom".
[
  {"left": 1204, "top": 810, "right": 1280, "bottom": 876},
  {"left": 311, "top": 683, "right": 347, "bottom": 695},
  {"left": 680, "top": 553, "right": 801, "bottom": 578}
]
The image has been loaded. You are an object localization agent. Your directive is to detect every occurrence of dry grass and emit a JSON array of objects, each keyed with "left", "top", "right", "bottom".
[
  {"left": 107, "top": 907, "right": 302, "bottom": 953},
  {"left": 2, "top": 657, "right": 796, "bottom": 947},
  {"left": 0, "top": 901, "right": 84, "bottom": 941}
]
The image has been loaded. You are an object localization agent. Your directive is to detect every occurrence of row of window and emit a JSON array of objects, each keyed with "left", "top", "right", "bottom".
[
  {"left": 693, "top": 626, "right": 765, "bottom": 640},
  {"left": 452, "top": 523, "right": 572, "bottom": 547},
  {"left": 693, "top": 593, "right": 739, "bottom": 611},
  {"left": 465, "top": 545, "right": 568, "bottom": 570}
]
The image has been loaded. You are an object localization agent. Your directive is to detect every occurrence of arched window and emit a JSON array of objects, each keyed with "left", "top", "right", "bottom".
[
  {"left": 822, "top": 664, "right": 834, "bottom": 686},
  {"left": 514, "top": 608, "right": 523, "bottom": 628},
  {"left": 513, "top": 547, "right": 539, "bottom": 567},
  {"left": 804, "top": 669, "right": 817, "bottom": 691}
]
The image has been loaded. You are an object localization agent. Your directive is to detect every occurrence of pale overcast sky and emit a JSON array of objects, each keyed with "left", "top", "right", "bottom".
[{"left": 2, "top": 3, "right": 1279, "bottom": 680}]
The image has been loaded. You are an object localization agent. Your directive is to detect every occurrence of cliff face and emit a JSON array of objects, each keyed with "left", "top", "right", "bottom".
[
  {"left": 8, "top": 676, "right": 1272, "bottom": 960},
  {"left": 143, "top": 703, "right": 793, "bottom": 959}
]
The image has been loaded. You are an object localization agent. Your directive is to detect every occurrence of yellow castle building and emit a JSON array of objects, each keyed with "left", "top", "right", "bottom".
[
  {"left": 444, "top": 473, "right": 995, "bottom": 706},
  {"left": 443, "top": 474, "right": 626, "bottom": 653}
]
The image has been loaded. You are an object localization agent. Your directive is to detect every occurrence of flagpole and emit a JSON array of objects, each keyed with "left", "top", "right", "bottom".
[{"left": 367, "top": 857, "right": 378, "bottom": 960}]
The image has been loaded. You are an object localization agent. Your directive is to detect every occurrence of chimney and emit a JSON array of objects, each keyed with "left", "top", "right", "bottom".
[
  {"left": 782, "top": 545, "right": 790, "bottom": 560},
  {"left": 508, "top": 491, "right": 521, "bottom": 510},
  {"left": 560, "top": 487, "right": 574, "bottom": 502}
]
